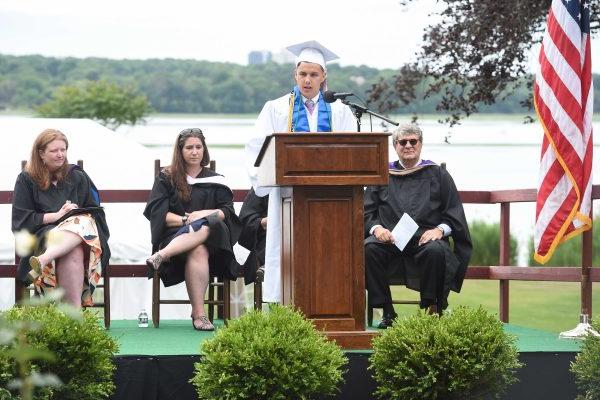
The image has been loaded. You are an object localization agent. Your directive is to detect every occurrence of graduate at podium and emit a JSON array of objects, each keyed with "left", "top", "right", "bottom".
[{"left": 245, "top": 40, "right": 355, "bottom": 302}]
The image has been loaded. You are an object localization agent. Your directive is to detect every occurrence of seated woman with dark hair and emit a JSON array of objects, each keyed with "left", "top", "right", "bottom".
[
  {"left": 143, "top": 128, "right": 241, "bottom": 331},
  {"left": 11, "top": 128, "right": 110, "bottom": 308}
]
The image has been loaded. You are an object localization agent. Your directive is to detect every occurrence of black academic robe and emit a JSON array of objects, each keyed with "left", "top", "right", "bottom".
[
  {"left": 238, "top": 188, "right": 268, "bottom": 284},
  {"left": 143, "top": 169, "right": 241, "bottom": 287},
  {"left": 11, "top": 166, "right": 111, "bottom": 284},
  {"left": 364, "top": 162, "right": 472, "bottom": 298}
]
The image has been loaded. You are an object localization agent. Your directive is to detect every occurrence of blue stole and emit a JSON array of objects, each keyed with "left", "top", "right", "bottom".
[{"left": 290, "top": 86, "right": 332, "bottom": 132}]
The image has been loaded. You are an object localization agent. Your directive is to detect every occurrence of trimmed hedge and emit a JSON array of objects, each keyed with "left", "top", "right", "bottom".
[
  {"left": 191, "top": 305, "right": 347, "bottom": 400},
  {"left": 571, "top": 317, "right": 600, "bottom": 400},
  {"left": 0, "top": 305, "right": 118, "bottom": 400},
  {"left": 370, "top": 306, "right": 522, "bottom": 399}
]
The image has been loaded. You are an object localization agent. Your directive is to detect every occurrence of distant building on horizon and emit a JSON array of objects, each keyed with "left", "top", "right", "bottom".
[
  {"left": 247, "top": 49, "right": 295, "bottom": 65},
  {"left": 248, "top": 50, "right": 272, "bottom": 65}
]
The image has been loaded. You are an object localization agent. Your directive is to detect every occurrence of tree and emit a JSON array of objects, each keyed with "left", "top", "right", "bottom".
[
  {"left": 368, "top": 0, "right": 600, "bottom": 126},
  {"left": 36, "top": 80, "right": 151, "bottom": 130}
]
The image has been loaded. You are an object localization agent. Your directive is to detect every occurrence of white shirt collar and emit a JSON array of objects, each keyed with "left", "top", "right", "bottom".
[
  {"left": 301, "top": 93, "right": 320, "bottom": 104},
  {"left": 398, "top": 158, "right": 422, "bottom": 169}
]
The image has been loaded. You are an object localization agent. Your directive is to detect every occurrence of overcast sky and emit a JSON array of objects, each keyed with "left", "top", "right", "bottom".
[{"left": 0, "top": 0, "right": 597, "bottom": 72}]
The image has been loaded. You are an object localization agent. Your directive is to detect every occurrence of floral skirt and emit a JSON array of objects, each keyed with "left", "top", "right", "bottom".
[{"left": 33, "top": 214, "right": 103, "bottom": 307}]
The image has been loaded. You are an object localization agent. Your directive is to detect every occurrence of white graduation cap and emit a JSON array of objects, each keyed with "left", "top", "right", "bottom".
[{"left": 286, "top": 40, "right": 339, "bottom": 70}]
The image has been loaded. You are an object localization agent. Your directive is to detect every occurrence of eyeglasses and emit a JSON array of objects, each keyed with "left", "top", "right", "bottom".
[{"left": 394, "top": 138, "right": 420, "bottom": 147}]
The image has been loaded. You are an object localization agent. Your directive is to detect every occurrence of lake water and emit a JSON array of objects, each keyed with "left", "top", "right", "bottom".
[{"left": 119, "top": 115, "right": 598, "bottom": 190}]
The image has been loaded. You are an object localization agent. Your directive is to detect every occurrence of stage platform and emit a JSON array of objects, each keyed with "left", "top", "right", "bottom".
[{"left": 107, "top": 320, "right": 582, "bottom": 400}]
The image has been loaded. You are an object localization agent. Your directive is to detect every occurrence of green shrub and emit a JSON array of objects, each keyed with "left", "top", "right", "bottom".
[
  {"left": 0, "top": 305, "right": 118, "bottom": 400},
  {"left": 571, "top": 317, "right": 600, "bottom": 400},
  {"left": 468, "top": 219, "right": 518, "bottom": 266},
  {"left": 528, "top": 215, "right": 600, "bottom": 266},
  {"left": 370, "top": 306, "right": 522, "bottom": 399},
  {"left": 191, "top": 305, "right": 347, "bottom": 400}
]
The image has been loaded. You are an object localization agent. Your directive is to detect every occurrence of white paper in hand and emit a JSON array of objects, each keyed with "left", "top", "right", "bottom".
[{"left": 391, "top": 213, "right": 419, "bottom": 251}]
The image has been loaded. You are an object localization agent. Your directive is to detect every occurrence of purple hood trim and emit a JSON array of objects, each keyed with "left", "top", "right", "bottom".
[{"left": 389, "top": 159, "right": 435, "bottom": 170}]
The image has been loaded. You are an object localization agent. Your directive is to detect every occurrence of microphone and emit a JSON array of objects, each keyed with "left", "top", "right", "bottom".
[{"left": 323, "top": 90, "right": 354, "bottom": 103}]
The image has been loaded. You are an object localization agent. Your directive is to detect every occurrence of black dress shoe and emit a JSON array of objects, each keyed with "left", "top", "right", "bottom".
[
  {"left": 255, "top": 267, "right": 265, "bottom": 283},
  {"left": 377, "top": 313, "right": 397, "bottom": 329}
]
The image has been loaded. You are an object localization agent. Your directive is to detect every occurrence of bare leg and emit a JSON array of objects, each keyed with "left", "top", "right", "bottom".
[
  {"left": 38, "top": 230, "right": 83, "bottom": 267},
  {"left": 55, "top": 245, "right": 85, "bottom": 308},
  {"left": 185, "top": 244, "right": 210, "bottom": 321},
  {"left": 158, "top": 226, "right": 210, "bottom": 260}
]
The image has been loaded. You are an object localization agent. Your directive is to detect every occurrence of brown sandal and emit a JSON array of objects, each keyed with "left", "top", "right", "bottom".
[
  {"left": 28, "top": 256, "right": 42, "bottom": 279},
  {"left": 145, "top": 252, "right": 164, "bottom": 273},
  {"left": 192, "top": 315, "right": 215, "bottom": 331}
]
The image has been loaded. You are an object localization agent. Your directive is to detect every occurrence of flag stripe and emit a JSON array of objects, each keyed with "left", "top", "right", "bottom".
[
  {"left": 535, "top": 182, "right": 577, "bottom": 251},
  {"left": 539, "top": 46, "right": 582, "bottom": 128},
  {"left": 537, "top": 158, "right": 567, "bottom": 218},
  {"left": 545, "top": 11, "right": 582, "bottom": 100},
  {"left": 534, "top": 80, "right": 583, "bottom": 176},
  {"left": 551, "top": 0, "right": 583, "bottom": 51}
]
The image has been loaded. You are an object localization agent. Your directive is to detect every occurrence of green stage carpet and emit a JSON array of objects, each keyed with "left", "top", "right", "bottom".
[
  {"left": 504, "top": 324, "right": 581, "bottom": 352},
  {"left": 107, "top": 320, "right": 581, "bottom": 356}
]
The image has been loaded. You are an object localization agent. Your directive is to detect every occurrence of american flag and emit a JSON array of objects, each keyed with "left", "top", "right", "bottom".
[{"left": 534, "top": 0, "right": 593, "bottom": 264}]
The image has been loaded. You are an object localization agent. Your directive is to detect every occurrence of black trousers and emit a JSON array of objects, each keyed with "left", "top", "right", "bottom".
[{"left": 365, "top": 238, "right": 448, "bottom": 310}]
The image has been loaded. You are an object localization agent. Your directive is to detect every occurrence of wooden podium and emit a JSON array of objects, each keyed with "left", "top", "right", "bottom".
[{"left": 255, "top": 133, "right": 389, "bottom": 349}]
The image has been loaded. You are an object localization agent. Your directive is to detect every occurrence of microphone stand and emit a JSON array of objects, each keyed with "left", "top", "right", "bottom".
[{"left": 341, "top": 100, "right": 399, "bottom": 132}]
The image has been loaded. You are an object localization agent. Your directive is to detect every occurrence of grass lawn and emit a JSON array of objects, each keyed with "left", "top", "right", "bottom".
[{"left": 389, "top": 280, "right": 600, "bottom": 333}]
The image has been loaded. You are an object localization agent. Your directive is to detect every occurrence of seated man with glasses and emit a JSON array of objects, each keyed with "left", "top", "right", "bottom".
[{"left": 364, "top": 123, "right": 472, "bottom": 328}]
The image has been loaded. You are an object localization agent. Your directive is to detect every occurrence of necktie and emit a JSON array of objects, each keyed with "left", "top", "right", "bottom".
[{"left": 305, "top": 99, "right": 315, "bottom": 115}]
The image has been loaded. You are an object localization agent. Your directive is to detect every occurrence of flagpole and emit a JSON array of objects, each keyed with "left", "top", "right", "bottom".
[{"left": 581, "top": 211, "right": 592, "bottom": 317}]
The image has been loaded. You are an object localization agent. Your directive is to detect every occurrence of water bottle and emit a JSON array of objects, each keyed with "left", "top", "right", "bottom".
[{"left": 138, "top": 309, "right": 149, "bottom": 328}]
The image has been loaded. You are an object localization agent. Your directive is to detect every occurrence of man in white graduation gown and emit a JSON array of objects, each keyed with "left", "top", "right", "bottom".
[{"left": 245, "top": 40, "right": 356, "bottom": 302}]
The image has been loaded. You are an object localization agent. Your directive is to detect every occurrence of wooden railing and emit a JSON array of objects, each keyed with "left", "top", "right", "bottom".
[
  {"left": 1, "top": 184, "right": 598, "bottom": 323},
  {"left": 459, "top": 186, "right": 600, "bottom": 321}
]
